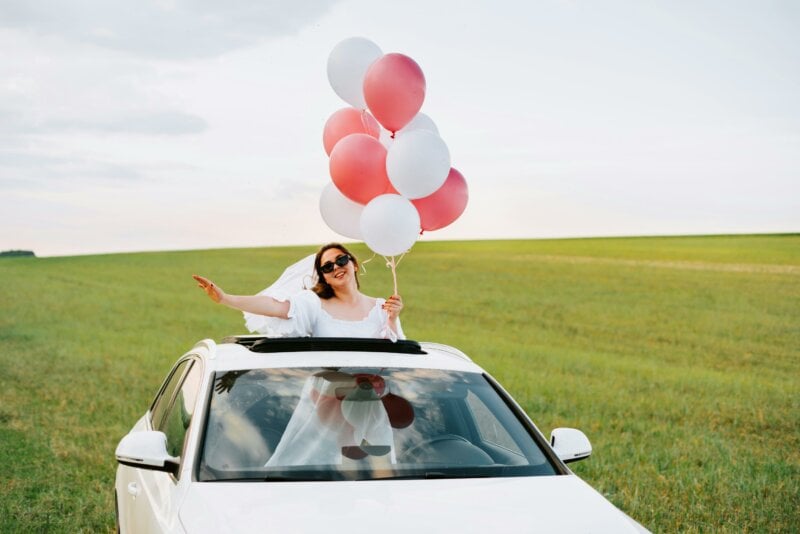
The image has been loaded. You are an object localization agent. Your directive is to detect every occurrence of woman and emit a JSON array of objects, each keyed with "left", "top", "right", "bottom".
[{"left": 193, "top": 243, "right": 404, "bottom": 340}]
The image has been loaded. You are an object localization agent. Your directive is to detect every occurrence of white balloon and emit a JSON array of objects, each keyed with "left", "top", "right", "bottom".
[
  {"left": 319, "top": 183, "right": 364, "bottom": 239},
  {"left": 360, "top": 194, "right": 421, "bottom": 256},
  {"left": 327, "top": 37, "right": 383, "bottom": 109},
  {"left": 395, "top": 112, "right": 439, "bottom": 137},
  {"left": 386, "top": 129, "right": 451, "bottom": 199}
]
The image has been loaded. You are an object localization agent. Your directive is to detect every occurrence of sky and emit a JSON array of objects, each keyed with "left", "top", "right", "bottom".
[{"left": 1, "top": 0, "right": 798, "bottom": 257}]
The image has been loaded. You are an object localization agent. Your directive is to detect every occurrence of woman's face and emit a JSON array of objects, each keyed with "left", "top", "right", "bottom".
[{"left": 319, "top": 248, "right": 356, "bottom": 289}]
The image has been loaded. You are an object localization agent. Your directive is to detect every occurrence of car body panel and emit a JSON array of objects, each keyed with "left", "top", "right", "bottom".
[
  {"left": 211, "top": 344, "right": 483, "bottom": 374},
  {"left": 116, "top": 418, "right": 189, "bottom": 533},
  {"left": 179, "top": 475, "right": 640, "bottom": 533}
]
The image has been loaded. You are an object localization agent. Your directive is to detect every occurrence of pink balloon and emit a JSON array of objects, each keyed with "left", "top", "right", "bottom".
[
  {"left": 363, "top": 53, "right": 426, "bottom": 133},
  {"left": 322, "top": 108, "right": 380, "bottom": 156},
  {"left": 329, "top": 133, "right": 391, "bottom": 205},
  {"left": 411, "top": 168, "right": 469, "bottom": 231}
]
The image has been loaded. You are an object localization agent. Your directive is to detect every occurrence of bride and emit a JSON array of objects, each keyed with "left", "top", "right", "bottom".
[{"left": 193, "top": 243, "right": 404, "bottom": 340}]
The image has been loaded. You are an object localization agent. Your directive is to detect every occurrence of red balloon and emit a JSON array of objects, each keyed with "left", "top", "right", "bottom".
[
  {"left": 363, "top": 53, "right": 426, "bottom": 133},
  {"left": 322, "top": 108, "right": 380, "bottom": 156},
  {"left": 381, "top": 393, "right": 415, "bottom": 429},
  {"left": 329, "top": 133, "right": 391, "bottom": 205},
  {"left": 341, "top": 446, "right": 369, "bottom": 460},
  {"left": 411, "top": 168, "right": 468, "bottom": 231},
  {"left": 353, "top": 374, "right": 386, "bottom": 396}
]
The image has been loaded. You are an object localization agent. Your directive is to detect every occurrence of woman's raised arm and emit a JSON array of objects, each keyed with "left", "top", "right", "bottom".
[{"left": 192, "top": 275, "right": 290, "bottom": 318}]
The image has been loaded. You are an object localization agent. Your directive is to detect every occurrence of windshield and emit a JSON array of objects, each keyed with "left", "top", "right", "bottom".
[{"left": 198, "top": 367, "right": 558, "bottom": 481}]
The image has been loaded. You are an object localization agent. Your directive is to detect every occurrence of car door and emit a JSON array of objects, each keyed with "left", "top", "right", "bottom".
[
  {"left": 118, "top": 359, "right": 190, "bottom": 532},
  {"left": 127, "top": 357, "right": 204, "bottom": 533}
]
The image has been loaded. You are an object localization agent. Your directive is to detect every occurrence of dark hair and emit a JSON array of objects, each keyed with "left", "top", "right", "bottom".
[{"left": 311, "top": 243, "right": 360, "bottom": 299}]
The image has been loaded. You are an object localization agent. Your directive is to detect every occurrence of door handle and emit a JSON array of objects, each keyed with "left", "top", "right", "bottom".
[{"left": 127, "top": 482, "right": 140, "bottom": 497}]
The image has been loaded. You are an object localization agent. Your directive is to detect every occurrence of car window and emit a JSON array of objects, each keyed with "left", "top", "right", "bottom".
[
  {"left": 158, "top": 361, "right": 203, "bottom": 461},
  {"left": 150, "top": 360, "right": 190, "bottom": 429},
  {"left": 466, "top": 390, "right": 523, "bottom": 454},
  {"left": 198, "top": 367, "right": 557, "bottom": 482}
]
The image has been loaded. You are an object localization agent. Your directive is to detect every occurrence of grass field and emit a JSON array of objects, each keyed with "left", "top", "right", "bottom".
[{"left": 1, "top": 235, "right": 798, "bottom": 532}]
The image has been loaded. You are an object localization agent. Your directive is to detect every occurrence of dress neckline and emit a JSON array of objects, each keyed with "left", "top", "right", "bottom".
[{"left": 319, "top": 298, "right": 381, "bottom": 323}]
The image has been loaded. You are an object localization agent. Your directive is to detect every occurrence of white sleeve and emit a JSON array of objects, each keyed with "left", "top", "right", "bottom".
[
  {"left": 376, "top": 298, "right": 406, "bottom": 341},
  {"left": 286, "top": 290, "right": 321, "bottom": 335},
  {"left": 394, "top": 317, "right": 405, "bottom": 340},
  {"left": 244, "top": 290, "right": 319, "bottom": 337},
  {"left": 242, "top": 254, "right": 318, "bottom": 336}
]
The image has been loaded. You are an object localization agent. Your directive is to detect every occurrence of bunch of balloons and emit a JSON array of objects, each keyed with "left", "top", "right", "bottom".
[{"left": 319, "top": 37, "right": 469, "bottom": 257}]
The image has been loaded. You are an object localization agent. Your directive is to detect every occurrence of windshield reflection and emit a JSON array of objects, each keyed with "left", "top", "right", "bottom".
[{"left": 199, "top": 367, "right": 556, "bottom": 481}]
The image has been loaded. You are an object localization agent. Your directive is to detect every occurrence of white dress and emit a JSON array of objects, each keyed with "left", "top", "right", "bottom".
[
  {"left": 242, "top": 255, "right": 404, "bottom": 340},
  {"left": 265, "top": 371, "right": 397, "bottom": 467}
]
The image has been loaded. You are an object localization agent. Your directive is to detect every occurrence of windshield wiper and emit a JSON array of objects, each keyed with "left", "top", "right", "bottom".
[
  {"left": 206, "top": 475, "right": 325, "bottom": 482},
  {"left": 207, "top": 471, "right": 498, "bottom": 482},
  {"left": 378, "top": 471, "right": 495, "bottom": 480}
]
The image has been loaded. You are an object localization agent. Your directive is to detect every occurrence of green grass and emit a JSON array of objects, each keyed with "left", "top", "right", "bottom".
[{"left": 1, "top": 235, "right": 798, "bottom": 532}]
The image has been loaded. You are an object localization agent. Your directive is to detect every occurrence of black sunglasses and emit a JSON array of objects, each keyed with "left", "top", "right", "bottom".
[{"left": 320, "top": 254, "right": 351, "bottom": 274}]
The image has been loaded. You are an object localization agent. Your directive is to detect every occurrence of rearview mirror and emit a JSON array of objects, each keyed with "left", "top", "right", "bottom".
[
  {"left": 116, "top": 430, "right": 180, "bottom": 476},
  {"left": 550, "top": 427, "right": 592, "bottom": 463}
]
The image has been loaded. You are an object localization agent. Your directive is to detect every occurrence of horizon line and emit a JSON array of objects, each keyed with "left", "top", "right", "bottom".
[{"left": 5, "top": 231, "right": 798, "bottom": 260}]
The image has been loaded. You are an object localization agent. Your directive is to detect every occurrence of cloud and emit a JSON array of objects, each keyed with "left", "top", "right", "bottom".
[
  {"left": 0, "top": 0, "right": 341, "bottom": 59},
  {"left": 0, "top": 150, "right": 145, "bottom": 188},
  {"left": 0, "top": 106, "right": 207, "bottom": 137},
  {"left": 43, "top": 111, "right": 208, "bottom": 136},
  {"left": 0, "top": 109, "right": 37, "bottom": 138}
]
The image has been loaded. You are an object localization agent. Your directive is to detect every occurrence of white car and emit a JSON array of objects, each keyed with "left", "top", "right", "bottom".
[{"left": 115, "top": 337, "right": 649, "bottom": 533}]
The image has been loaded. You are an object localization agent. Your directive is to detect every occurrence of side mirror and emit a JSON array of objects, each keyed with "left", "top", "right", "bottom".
[
  {"left": 116, "top": 431, "right": 180, "bottom": 476},
  {"left": 550, "top": 427, "right": 592, "bottom": 463}
]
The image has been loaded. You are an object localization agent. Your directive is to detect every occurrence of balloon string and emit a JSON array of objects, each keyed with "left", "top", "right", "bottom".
[
  {"left": 360, "top": 110, "right": 371, "bottom": 134},
  {"left": 382, "top": 252, "right": 408, "bottom": 342},
  {"left": 360, "top": 252, "right": 377, "bottom": 275},
  {"left": 382, "top": 250, "right": 409, "bottom": 294},
  {"left": 384, "top": 255, "right": 399, "bottom": 295},
  {"left": 378, "top": 255, "right": 398, "bottom": 342}
]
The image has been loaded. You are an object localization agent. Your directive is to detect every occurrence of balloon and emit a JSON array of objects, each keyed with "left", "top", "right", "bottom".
[
  {"left": 327, "top": 37, "right": 383, "bottom": 109},
  {"left": 329, "top": 133, "right": 391, "bottom": 205},
  {"left": 363, "top": 53, "right": 426, "bottom": 132},
  {"left": 381, "top": 393, "right": 414, "bottom": 428},
  {"left": 319, "top": 183, "right": 364, "bottom": 239},
  {"left": 360, "top": 194, "right": 421, "bottom": 256},
  {"left": 412, "top": 168, "right": 469, "bottom": 231},
  {"left": 322, "top": 108, "right": 380, "bottom": 156},
  {"left": 386, "top": 129, "right": 451, "bottom": 199},
  {"left": 395, "top": 112, "right": 438, "bottom": 138}
]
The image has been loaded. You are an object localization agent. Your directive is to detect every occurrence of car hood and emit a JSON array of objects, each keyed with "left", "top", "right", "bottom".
[{"left": 179, "top": 475, "right": 647, "bottom": 533}]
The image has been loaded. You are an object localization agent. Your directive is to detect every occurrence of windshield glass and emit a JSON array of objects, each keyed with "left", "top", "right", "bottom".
[{"left": 198, "top": 367, "right": 557, "bottom": 481}]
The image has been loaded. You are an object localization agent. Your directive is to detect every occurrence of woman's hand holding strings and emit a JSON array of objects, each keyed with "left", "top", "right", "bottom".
[{"left": 382, "top": 295, "right": 403, "bottom": 322}]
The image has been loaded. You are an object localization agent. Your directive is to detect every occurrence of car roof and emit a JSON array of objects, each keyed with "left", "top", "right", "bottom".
[{"left": 187, "top": 336, "right": 484, "bottom": 374}]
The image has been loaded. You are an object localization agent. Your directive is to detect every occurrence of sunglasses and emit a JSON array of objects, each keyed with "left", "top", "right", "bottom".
[{"left": 320, "top": 254, "right": 351, "bottom": 274}]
